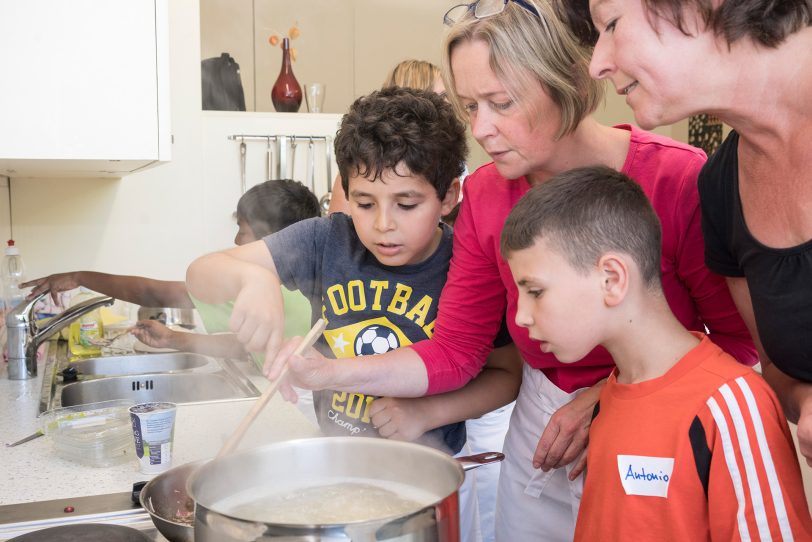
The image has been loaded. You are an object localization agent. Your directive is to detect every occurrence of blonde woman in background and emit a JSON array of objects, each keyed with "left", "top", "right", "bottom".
[{"left": 327, "top": 59, "right": 446, "bottom": 214}]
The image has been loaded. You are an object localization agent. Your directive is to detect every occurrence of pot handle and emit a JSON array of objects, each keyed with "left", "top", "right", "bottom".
[
  {"left": 456, "top": 451, "right": 505, "bottom": 472},
  {"left": 131, "top": 481, "right": 147, "bottom": 504}
]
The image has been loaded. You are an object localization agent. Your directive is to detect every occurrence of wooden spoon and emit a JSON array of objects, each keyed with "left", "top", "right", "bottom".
[{"left": 217, "top": 319, "right": 326, "bottom": 457}]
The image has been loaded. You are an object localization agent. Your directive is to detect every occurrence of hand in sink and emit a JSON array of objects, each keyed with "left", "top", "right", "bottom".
[
  {"left": 132, "top": 319, "right": 179, "bottom": 349},
  {"left": 133, "top": 319, "right": 248, "bottom": 360}
]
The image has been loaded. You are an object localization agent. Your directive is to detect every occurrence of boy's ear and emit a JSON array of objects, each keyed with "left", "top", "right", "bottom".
[
  {"left": 598, "top": 253, "right": 629, "bottom": 307},
  {"left": 440, "top": 178, "right": 461, "bottom": 214}
]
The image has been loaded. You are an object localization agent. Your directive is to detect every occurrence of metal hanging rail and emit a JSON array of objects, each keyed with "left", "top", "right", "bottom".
[
  {"left": 227, "top": 134, "right": 330, "bottom": 142},
  {"left": 228, "top": 134, "right": 332, "bottom": 196}
]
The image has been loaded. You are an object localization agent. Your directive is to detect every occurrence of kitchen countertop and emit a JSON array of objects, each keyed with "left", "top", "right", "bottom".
[{"left": 0, "top": 340, "right": 321, "bottom": 535}]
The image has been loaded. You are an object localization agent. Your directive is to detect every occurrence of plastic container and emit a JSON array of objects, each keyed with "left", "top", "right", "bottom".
[
  {"left": 1, "top": 239, "right": 25, "bottom": 311},
  {"left": 129, "top": 402, "right": 178, "bottom": 474},
  {"left": 68, "top": 288, "right": 105, "bottom": 359},
  {"left": 42, "top": 399, "right": 135, "bottom": 467}
]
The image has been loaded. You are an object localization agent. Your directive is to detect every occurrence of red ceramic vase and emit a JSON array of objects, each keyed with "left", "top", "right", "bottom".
[{"left": 271, "top": 38, "right": 302, "bottom": 113}]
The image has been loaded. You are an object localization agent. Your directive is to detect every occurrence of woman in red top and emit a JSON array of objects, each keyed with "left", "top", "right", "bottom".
[{"left": 264, "top": 2, "right": 755, "bottom": 539}]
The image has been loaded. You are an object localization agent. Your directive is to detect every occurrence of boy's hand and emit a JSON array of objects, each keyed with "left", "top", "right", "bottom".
[
  {"left": 132, "top": 319, "right": 177, "bottom": 349},
  {"left": 22, "top": 272, "right": 79, "bottom": 304},
  {"left": 533, "top": 379, "right": 604, "bottom": 480},
  {"left": 229, "top": 271, "right": 285, "bottom": 358},
  {"left": 369, "top": 397, "right": 430, "bottom": 442}
]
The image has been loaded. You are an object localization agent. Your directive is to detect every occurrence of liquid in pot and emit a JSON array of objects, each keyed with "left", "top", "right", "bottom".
[{"left": 214, "top": 477, "right": 441, "bottom": 524}]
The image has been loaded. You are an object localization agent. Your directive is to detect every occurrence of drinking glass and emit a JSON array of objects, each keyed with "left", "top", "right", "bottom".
[{"left": 305, "top": 83, "right": 326, "bottom": 113}]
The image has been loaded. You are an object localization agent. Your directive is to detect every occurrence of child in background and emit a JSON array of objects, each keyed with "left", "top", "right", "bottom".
[
  {"left": 23, "top": 179, "right": 320, "bottom": 358},
  {"left": 500, "top": 166, "right": 812, "bottom": 540},
  {"left": 188, "top": 87, "right": 516, "bottom": 542}
]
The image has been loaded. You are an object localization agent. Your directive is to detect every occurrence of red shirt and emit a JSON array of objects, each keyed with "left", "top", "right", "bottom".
[{"left": 413, "top": 125, "right": 756, "bottom": 393}]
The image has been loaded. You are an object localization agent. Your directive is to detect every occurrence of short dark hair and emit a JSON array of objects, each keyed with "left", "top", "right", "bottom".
[
  {"left": 235, "top": 179, "right": 320, "bottom": 238},
  {"left": 559, "top": 0, "right": 811, "bottom": 48},
  {"left": 500, "top": 166, "right": 663, "bottom": 290},
  {"left": 334, "top": 87, "right": 468, "bottom": 200}
]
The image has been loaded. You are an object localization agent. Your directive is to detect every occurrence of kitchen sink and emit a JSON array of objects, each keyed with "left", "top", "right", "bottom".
[
  {"left": 38, "top": 342, "right": 262, "bottom": 413},
  {"left": 60, "top": 372, "right": 258, "bottom": 407},
  {"left": 68, "top": 352, "right": 209, "bottom": 376}
]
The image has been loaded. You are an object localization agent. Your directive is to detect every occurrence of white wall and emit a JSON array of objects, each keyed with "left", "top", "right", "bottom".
[
  {"left": 2, "top": 1, "right": 337, "bottom": 283},
  {"left": 3, "top": 0, "right": 200, "bottom": 281}
]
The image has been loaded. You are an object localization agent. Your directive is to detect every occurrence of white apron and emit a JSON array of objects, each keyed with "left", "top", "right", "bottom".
[{"left": 495, "top": 364, "right": 587, "bottom": 542}]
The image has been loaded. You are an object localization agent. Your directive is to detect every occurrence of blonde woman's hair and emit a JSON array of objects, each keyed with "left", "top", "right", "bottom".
[
  {"left": 382, "top": 59, "right": 441, "bottom": 91},
  {"left": 440, "top": 0, "right": 603, "bottom": 139}
]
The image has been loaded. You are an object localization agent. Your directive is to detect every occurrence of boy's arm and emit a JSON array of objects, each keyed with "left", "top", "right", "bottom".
[
  {"left": 23, "top": 272, "right": 191, "bottom": 308},
  {"left": 186, "top": 240, "right": 286, "bottom": 358},
  {"left": 368, "top": 344, "right": 522, "bottom": 442},
  {"left": 701, "top": 372, "right": 812, "bottom": 539},
  {"left": 132, "top": 319, "right": 247, "bottom": 359}
]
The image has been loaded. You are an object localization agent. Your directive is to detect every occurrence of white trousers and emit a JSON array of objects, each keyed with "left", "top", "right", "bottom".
[
  {"left": 495, "top": 365, "right": 586, "bottom": 542},
  {"left": 456, "top": 441, "right": 483, "bottom": 542},
  {"left": 465, "top": 402, "right": 515, "bottom": 542}
]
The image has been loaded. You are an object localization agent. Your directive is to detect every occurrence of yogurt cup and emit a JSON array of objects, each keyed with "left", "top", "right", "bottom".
[{"left": 129, "top": 402, "right": 177, "bottom": 474}]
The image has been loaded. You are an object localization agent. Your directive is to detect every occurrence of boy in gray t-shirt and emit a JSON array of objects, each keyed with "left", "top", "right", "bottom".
[{"left": 187, "top": 87, "right": 468, "bottom": 453}]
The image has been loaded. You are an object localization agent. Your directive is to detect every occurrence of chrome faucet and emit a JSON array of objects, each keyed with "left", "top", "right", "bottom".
[{"left": 5, "top": 292, "right": 114, "bottom": 380}]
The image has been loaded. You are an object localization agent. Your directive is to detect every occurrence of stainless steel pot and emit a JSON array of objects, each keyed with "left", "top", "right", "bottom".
[{"left": 187, "top": 437, "right": 503, "bottom": 541}]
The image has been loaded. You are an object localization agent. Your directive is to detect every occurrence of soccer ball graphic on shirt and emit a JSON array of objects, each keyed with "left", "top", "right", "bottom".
[{"left": 354, "top": 324, "right": 400, "bottom": 356}]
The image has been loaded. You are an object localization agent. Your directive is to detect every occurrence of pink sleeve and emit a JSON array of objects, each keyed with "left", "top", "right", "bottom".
[
  {"left": 671, "top": 155, "right": 757, "bottom": 366},
  {"left": 412, "top": 180, "right": 508, "bottom": 394}
]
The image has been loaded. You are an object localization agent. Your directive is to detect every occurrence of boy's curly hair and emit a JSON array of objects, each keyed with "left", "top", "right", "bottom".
[{"left": 334, "top": 87, "right": 468, "bottom": 200}]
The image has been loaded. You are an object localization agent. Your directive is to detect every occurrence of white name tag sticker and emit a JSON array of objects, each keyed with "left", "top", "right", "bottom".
[{"left": 617, "top": 455, "right": 675, "bottom": 497}]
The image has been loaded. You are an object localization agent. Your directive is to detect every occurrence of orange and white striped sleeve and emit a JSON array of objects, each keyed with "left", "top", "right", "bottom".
[{"left": 697, "top": 373, "right": 812, "bottom": 541}]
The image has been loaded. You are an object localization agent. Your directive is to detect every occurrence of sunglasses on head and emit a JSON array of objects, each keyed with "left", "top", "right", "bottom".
[{"left": 443, "top": 0, "right": 541, "bottom": 26}]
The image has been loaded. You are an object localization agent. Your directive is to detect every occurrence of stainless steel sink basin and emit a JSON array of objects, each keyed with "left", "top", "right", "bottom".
[
  {"left": 69, "top": 352, "right": 209, "bottom": 376},
  {"left": 60, "top": 372, "right": 259, "bottom": 407},
  {"left": 38, "top": 342, "right": 262, "bottom": 413}
]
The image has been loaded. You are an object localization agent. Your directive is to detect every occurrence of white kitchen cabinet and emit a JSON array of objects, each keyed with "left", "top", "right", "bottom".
[{"left": 0, "top": 0, "right": 171, "bottom": 178}]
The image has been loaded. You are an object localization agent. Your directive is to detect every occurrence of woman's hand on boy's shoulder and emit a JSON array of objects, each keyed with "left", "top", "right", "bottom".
[{"left": 533, "top": 379, "right": 606, "bottom": 480}]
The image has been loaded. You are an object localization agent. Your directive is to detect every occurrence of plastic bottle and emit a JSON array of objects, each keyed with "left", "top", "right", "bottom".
[
  {"left": 68, "top": 288, "right": 105, "bottom": 359},
  {"left": 1, "top": 239, "right": 25, "bottom": 312}
]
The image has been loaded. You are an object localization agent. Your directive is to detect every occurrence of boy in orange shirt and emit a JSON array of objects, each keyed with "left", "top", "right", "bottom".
[{"left": 500, "top": 166, "right": 812, "bottom": 541}]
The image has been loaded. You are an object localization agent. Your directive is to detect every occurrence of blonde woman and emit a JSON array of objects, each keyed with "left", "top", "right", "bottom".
[{"left": 327, "top": 59, "right": 447, "bottom": 215}]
